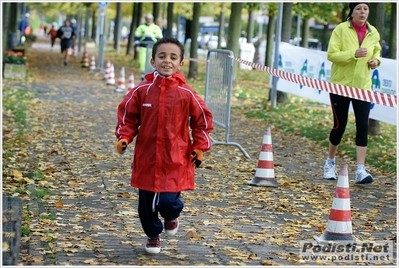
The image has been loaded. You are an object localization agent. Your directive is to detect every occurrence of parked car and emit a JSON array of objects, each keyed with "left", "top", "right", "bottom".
[
  {"left": 206, "top": 36, "right": 227, "bottom": 50},
  {"left": 198, "top": 34, "right": 211, "bottom": 49},
  {"left": 289, "top": 37, "right": 322, "bottom": 50}
]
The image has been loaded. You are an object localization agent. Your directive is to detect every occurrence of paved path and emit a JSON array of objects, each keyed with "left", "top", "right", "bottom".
[{"left": 3, "top": 37, "right": 397, "bottom": 266}]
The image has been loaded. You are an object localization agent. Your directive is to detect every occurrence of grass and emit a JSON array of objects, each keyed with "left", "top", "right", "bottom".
[{"left": 31, "top": 189, "right": 51, "bottom": 199}]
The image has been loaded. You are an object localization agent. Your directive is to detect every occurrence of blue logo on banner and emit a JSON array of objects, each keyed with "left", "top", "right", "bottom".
[
  {"left": 317, "top": 62, "right": 326, "bottom": 94},
  {"left": 300, "top": 59, "right": 308, "bottom": 89},
  {"left": 99, "top": 2, "right": 109, "bottom": 7},
  {"left": 370, "top": 69, "right": 381, "bottom": 110}
]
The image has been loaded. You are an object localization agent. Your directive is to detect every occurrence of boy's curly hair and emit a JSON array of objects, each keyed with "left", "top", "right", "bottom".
[{"left": 152, "top": 37, "right": 184, "bottom": 63}]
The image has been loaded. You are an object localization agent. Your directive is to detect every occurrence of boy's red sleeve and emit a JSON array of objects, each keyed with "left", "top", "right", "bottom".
[
  {"left": 189, "top": 91, "right": 214, "bottom": 152},
  {"left": 115, "top": 91, "right": 141, "bottom": 144}
]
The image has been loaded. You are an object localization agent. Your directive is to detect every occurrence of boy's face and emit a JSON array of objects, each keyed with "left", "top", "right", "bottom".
[{"left": 151, "top": 43, "right": 184, "bottom": 77}]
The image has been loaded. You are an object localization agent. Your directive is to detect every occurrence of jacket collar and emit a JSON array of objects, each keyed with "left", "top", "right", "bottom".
[
  {"left": 144, "top": 71, "right": 186, "bottom": 94},
  {"left": 348, "top": 19, "right": 372, "bottom": 33},
  {"left": 145, "top": 70, "right": 186, "bottom": 86}
]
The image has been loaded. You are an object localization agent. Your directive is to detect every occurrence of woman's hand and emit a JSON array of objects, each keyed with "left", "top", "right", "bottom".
[
  {"left": 355, "top": 48, "right": 368, "bottom": 58},
  {"left": 367, "top": 59, "right": 379, "bottom": 69}
]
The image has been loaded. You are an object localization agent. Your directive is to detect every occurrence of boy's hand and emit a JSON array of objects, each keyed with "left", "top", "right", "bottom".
[
  {"left": 117, "top": 139, "right": 128, "bottom": 154},
  {"left": 191, "top": 149, "right": 203, "bottom": 168}
]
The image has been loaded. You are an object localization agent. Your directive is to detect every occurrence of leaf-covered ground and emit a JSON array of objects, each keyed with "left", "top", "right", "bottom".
[{"left": 2, "top": 37, "right": 397, "bottom": 266}]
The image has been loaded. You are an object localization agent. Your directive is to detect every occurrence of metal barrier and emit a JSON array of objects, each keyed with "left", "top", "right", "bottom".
[
  {"left": 144, "top": 41, "right": 155, "bottom": 76},
  {"left": 204, "top": 49, "right": 251, "bottom": 159},
  {"left": 2, "top": 197, "right": 22, "bottom": 265}
]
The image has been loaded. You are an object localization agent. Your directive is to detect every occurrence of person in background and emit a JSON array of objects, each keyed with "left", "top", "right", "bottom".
[
  {"left": 70, "top": 19, "right": 78, "bottom": 51},
  {"left": 381, "top": 40, "right": 389, "bottom": 58},
  {"left": 156, "top": 18, "right": 170, "bottom": 38},
  {"left": 18, "top": 13, "right": 30, "bottom": 44},
  {"left": 58, "top": 19, "right": 76, "bottom": 66},
  {"left": 134, "top": 13, "right": 163, "bottom": 81},
  {"left": 49, "top": 24, "right": 58, "bottom": 50},
  {"left": 323, "top": 2, "right": 381, "bottom": 184},
  {"left": 115, "top": 37, "right": 213, "bottom": 254}
]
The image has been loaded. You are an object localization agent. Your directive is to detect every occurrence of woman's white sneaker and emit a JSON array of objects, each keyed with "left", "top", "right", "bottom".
[
  {"left": 323, "top": 160, "right": 336, "bottom": 180},
  {"left": 355, "top": 169, "right": 373, "bottom": 184}
]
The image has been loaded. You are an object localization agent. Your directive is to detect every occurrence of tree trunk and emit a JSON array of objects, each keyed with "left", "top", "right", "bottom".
[
  {"left": 113, "top": 3, "right": 122, "bottom": 51},
  {"left": 247, "top": 8, "right": 255, "bottom": 43},
  {"left": 91, "top": 10, "right": 97, "bottom": 43},
  {"left": 134, "top": 3, "right": 143, "bottom": 60},
  {"left": 265, "top": 16, "right": 275, "bottom": 68},
  {"left": 227, "top": 3, "right": 243, "bottom": 57},
  {"left": 227, "top": 3, "right": 243, "bottom": 85},
  {"left": 217, "top": 5, "right": 225, "bottom": 49},
  {"left": 188, "top": 3, "right": 200, "bottom": 79},
  {"left": 3, "top": 3, "right": 10, "bottom": 51},
  {"left": 367, "top": 3, "right": 385, "bottom": 135},
  {"left": 84, "top": 7, "right": 90, "bottom": 41},
  {"left": 126, "top": 3, "right": 137, "bottom": 55},
  {"left": 167, "top": 3, "right": 174, "bottom": 38},
  {"left": 301, "top": 18, "right": 309, "bottom": 48},
  {"left": 388, "top": 3, "right": 396, "bottom": 59},
  {"left": 281, "top": 3, "right": 292, "bottom": 42},
  {"left": 153, "top": 3, "right": 160, "bottom": 21},
  {"left": 274, "top": 2, "right": 293, "bottom": 103}
]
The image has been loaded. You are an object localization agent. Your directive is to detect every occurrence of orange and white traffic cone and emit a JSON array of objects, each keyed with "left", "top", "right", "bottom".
[
  {"left": 81, "top": 51, "right": 89, "bottom": 68},
  {"left": 106, "top": 64, "right": 116, "bottom": 85},
  {"left": 127, "top": 71, "right": 135, "bottom": 92},
  {"left": 81, "top": 50, "right": 87, "bottom": 63},
  {"left": 89, "top": 56, "right": 96, "bottom": 71},
  {"left": 314, "top": 164, "right": 355, "bottom": 244},
  {"left": 103, "top": 60, "right": 111, "bottom": 80},
  {"left": 115, "top": 67, "right": 126, "bottom": 92},
  {"left": 73, "top": 46, "right": 78, "bottom": 57},
  {"left": 247, "top": 126, "right": 278, "bottom": 187}
]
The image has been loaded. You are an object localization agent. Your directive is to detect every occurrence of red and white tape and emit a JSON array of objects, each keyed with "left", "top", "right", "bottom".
[
  {"left": 228, "top": 55, "right": 397, "bottom": 108},
  {"left": 184, "top": 58, "right": 208, "bottom": 63}
]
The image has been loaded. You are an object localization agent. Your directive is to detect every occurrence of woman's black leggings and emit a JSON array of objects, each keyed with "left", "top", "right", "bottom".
[{"left": 329, "top": 93, "right": 371, "bottom": 147}]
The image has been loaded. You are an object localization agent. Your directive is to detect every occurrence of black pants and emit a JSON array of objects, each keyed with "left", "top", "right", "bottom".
[
  {"left": 329, "top": 93, "right": 371, "bottom": 147},
  {"left": 60, "top": 39, "right": 71, "bottom": 53},
  {"left": 138, "top": 190, "right": 183, "bottom": 238}
]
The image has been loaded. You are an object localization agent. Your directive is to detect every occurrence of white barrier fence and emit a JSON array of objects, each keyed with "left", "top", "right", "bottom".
[{"left": 273, "top": 42, "right": 397, "bottom": 125}]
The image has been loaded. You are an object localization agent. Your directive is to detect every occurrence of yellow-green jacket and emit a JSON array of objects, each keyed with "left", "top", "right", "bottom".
[
  {"left": 134, "top": 23, "right": 163, "bottom": 47},
  {"left": 327, "top": 20, "right": 381, "bottom": 91}
]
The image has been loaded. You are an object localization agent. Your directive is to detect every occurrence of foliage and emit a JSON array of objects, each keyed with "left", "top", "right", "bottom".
[
  {"left": 3, "top": 51, "right": 28, "bottom": 65},
  {"left": 294, "top": 2, "right": 344, "bottom": 23}
]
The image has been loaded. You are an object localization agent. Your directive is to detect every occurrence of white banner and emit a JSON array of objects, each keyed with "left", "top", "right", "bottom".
[{"left": 276, "top": 42, "right": 397, "bottom": 125}]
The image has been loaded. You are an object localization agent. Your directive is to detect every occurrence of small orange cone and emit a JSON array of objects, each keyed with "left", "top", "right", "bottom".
[
  {"left": 104, "top": 60, "right": 111, "bottom": 80},
  {"left": 314, "top": 164, "right": 355, "bottom": 244},
  {"left": 106, "top": 64, "right": 115, "bottom": 85},
  {"left": 89, "top": 56, "right": 96, "bottom": 71},
  {"left": 73, "top": 46, "right": 78, "bottom": 57},
  {"left": 81, "top": 50, "right": 87, "bottom": 63},
  {"left": 115, "top": 67, "right": 126, "bottom": 92},
  {"left": 81, "top": 51, "right": 89, "bottom": 68},
  {"left": 248, "top": 126, "right": 278, "bottom": 187},
  {"left": 127, "top": 71, "right": 135, "bottom": 91}
]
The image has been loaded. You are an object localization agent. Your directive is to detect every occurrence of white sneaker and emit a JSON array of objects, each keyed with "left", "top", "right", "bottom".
[
  {"left": 355, "top": 168, "right": 373, "bottom": 184},
  {"left": 164, "top": 218, "right": 179, "bottom": 236},
  {"left": 145, "top": 235, "right": 161, "bottom": 254},
  {"left": 323, "top": 160, "right": 336, "bottom": 180}
]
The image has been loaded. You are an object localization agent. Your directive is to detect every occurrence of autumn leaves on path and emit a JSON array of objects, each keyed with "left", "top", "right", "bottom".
[{"left": 3, "top": 39, "right": 396, "bottom": 265}]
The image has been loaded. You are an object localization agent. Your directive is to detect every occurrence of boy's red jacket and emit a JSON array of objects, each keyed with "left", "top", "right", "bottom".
[{"left": 115, "top": 71, "right": 214, "bottom": 192}]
